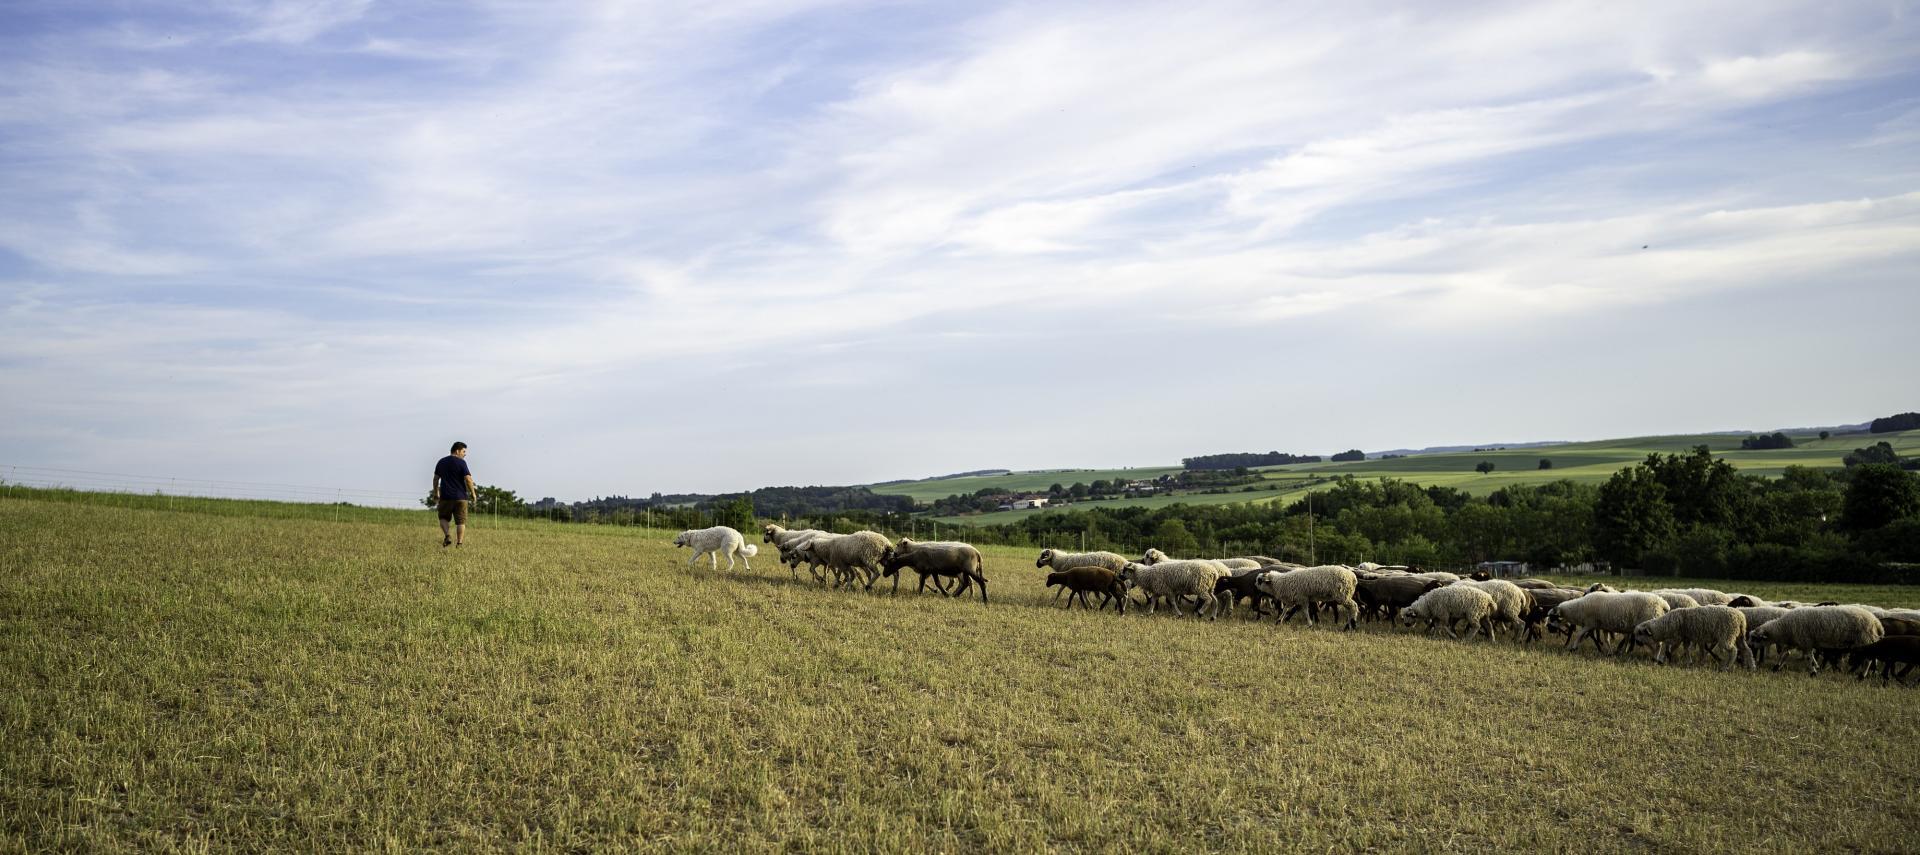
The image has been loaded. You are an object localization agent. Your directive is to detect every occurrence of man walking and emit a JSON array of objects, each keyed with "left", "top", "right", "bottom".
[{"left": 432, "top": 441, "right": 476, "bottom": 547}]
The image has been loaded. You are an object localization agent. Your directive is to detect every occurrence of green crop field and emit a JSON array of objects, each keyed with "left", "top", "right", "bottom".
[
  {"left": 869, "top": 466, "right": 1185, "bottom": 504},
  {"left": 4, "top": 490, "right": 1919, "bottom": 851},
  {"left": 908, "top": 430, "right": 1920, "bottom": 526}
]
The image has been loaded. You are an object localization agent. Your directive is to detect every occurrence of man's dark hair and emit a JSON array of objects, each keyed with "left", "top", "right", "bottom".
[{"left": 450, "top": 441, "right": 467, "bottom": 453}]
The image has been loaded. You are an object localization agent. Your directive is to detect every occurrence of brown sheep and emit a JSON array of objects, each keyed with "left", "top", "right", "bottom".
[{"left": 1045, "top": 567, "right": 1127, "bottom": 613}]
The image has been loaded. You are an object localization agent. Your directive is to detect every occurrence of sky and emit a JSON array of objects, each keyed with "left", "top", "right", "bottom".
[{"left": 2, "top": 0, "right": 1918, "bottom": 505}]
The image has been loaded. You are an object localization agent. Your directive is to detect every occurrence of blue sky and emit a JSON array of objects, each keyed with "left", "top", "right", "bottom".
[{"left": 2, "top": 1, "right": 1918, "bottom": 504}]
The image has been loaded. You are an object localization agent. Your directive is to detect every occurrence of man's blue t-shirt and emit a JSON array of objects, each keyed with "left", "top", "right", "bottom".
[{"left": 435, "top": 455, "right": 472, "bottom": 501}]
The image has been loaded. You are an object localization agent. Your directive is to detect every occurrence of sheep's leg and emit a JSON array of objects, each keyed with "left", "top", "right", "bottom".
[
  {"left": 1443, "top": 619, "right": 1461, "bottom": 640},
  {"left": 1566, "top": 628, "right": 1589, "bottom": 652},
  {"left": 1197, "top": 592, "right": 1216, "bottom": 620},
  {"left": 1168, "top": 594, "right": 1185, "bottom": 617}
]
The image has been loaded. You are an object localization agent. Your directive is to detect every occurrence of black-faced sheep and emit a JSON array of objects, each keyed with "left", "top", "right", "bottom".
[
  {"left": 1213, "top": 569, "right": 1271, "bottom": 618},
  {"left": 1456, "top": 579, "right": 1533, "bottom": 641},
  {"left": 881, "top": 539, "right": 987, "bottom": 603},
  {"left": 1256, "top": 565, "right": 1360, "bottom": 629},
  {"left": 1355, "top": 575, "right": 1443, "bottom": 624},
  {"left": 1119, "top": 560, "right": 1230, "bottom": 619},
  {"left": 1845, "top": 636, "right": 1920, "bottom": 686},
  {"left": 1549, "top": 592, "right": 1669, "bottom": 656},
  {"left": 1045, "top": 567, "right": 1127, "bottom": 613},
  {"left": 1749, "top": 607, "right": 1885, "bottom": 676},
  {"left": 1632, "top": 606, "right": 1753, "bottom": 670},
  {"left": 1036, "top": 549, "right": 1130, "bottom": 603},
  {"left": 1399, "top": 585, "right": 1498, "bottom": 640}
]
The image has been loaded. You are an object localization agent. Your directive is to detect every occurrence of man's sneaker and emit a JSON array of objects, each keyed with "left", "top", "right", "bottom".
[{"left": 443, "top": 536, "right": 453, "bottom": 547}]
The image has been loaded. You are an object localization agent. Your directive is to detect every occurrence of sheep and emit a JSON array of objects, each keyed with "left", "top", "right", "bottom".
[
  {"left": 1036, "top": 549, "right": 1130, "bottom": 603},
  {"left": 764, "top": 525, "right": 827, "bottom": 580},
  {"left": 1214, "top": 569, "right": 1272, "bottom": 617},
  {"left": 1748, "top": 607, "right": 1885, "bottom": 676},
  {"left": 1878, "top": 616, "right": 1920, "bottom": 638},
  {"left": 1883, "top": 608, "right": 1920, "bottom": 622},
  {"left": 1235, "top": 555, "right": 1286, "bottom": 567},
  {"left": 1512, "top": 579, "right": 1563, "bottom": 590},
  {"left": 1410, "top": 571, "right": 1460, "bottom": 584},
  {"left": 1255, "top": 565, "right": 1360, "bottom": 629},
  {"left": 1118, "top": 560, "right": 1231, "bottom": 619},
  {"left": 1846, "top": 636, "right": 1920, "bottom": 686},
  {"left": 1399, "top": 585, "right": 1498, "bottom": 640},
  {"left": 1550, "top": 592, "right": 1670, "bottom": 656},
  {"left": 1519, "top": 587, "right": 1587, "bottom": 644},
  {"left": 1584, "top": 582, "right": 1619, "bottom": 594},
  {"left": 1735, "top": 606, "right": 1793, "bottom": 666},
  {"left": 1046, "top": 567, "right": 1128, "bottom": 613},
  {"left": 1632, "top": 606, "right": 1753, "bottom": 670},
  {"left": 796, "top": 530, "right": 892, "bottom": 590},
  {"left": 1141, "top": 548, "right": 1260, "bottom": 571},
  {"left": 1726, "top": 594, "right": 1772, "bottom": 608},
  {"left": 1355, "top": 575, "right": 1444, "bottom": 624},
  {"left": 881, "top": 539, "right": 987, "bottom": 602},
  {"left": 1652, "top": 587, "right": 1734, "bottom": 607},
  {"left": 672, "top": 526, "right": 757, "bottom": 572},
  {"left": 1653, "top": 591, "right": 1702, "bottom": 611},
  {"left": 1455, "top": 579, "right": 1533, "bottom": 641}
]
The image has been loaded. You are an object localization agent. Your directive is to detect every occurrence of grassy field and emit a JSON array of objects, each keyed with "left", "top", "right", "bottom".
[
  {"left": 909, "top": 430, "right": 1920, "bottom": 525},
  {"left": 5, "top": 492, "right": 1920, "bottom": 851}
]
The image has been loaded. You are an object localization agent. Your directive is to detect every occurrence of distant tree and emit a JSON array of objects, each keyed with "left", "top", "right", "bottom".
[
  {"left": 1842, "top": 464, "right": 1920, "bottom": 532},
  {"left": 1069, "top": 482, "right": 1090, "bottom": 499},
  {"left": 1476, "top": 461, "right": 1496, "bottom": 474},
  {"left": 1538, "top": 459, "right": 1554, "bottom": 470},
  {"left": 1152, "top": 518, "right": 1200, "bottom": 554},
  {"left": 471, "top": 484, "right": 526, "bottom": 516},
  {"left": 1049, "top": 483, "right": 1065, "bottom": 495},
  {"left": 1739, "top": 432, "right": 1794, "bottom": 450},
  {"left": 714, "top": 496, "right": 756, "bottom": 532},
  {"left": 1844, "top": 441, "right": 1903, "bottom": 469},
  {"left": 1331, "top": 449, "right": 1366, "bottom": 463},
  {"left": 1819, "top": 430, "right": 1831, "bottom": 440},
  {"left": 1595, "top": 466, "right": 1676, "bottom": 567},
  {"left": 1870, "top": 412, "right": 1920, "bottom": 433}
]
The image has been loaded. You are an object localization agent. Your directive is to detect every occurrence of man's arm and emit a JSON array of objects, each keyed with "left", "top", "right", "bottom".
[
  {"left": 431, "top": 474, "right": 441, "bottom": 501},
  {"left": 465, "top": 473, "right": 477, "bottom": 503}
]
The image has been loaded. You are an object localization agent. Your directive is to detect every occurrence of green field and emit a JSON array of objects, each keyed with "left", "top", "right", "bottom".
[
  {"left": 907, "top": 430, "right": 1920, "bottom": 525},
  {"left": 5, "top": 491, "right": 1919, "bottom": 851}
]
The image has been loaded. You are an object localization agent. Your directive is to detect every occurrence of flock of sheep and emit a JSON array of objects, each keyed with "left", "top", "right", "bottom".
[{"left": 669, "top": 524, "right": 1920, "bottom": 686}]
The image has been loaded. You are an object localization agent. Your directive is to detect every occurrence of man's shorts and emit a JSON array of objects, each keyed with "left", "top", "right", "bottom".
[{"left": 437, "top": 499, "right": 469, "bottom": 525}]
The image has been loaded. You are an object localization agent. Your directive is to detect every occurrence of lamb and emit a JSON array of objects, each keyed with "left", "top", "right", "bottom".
[
  {"left": 1512, "top": 579, "right": 1563, "bottom": 590},
  {"left": 763, "top": 525, "right": 827, "bottom": 580},
  {"left": 1653, "top": 591, "right": 1702, "bottom": 611},
  {"left": 796, "top": 530, "right": 893, "bottom": 590},
  {"left": 671, "top": 526, "right": 757, "bottom": 572},
  {"left": 1409, "top": 571, "right": 1460, "bottom": 584},
  {"left": 1846, "top": 636, "right": 1920, "bottom": 686},
  {"left": 1726, "top": 594, "right": 1772, "bottom": 608},
  {"left": 1046, "top": 567, "right": 1128, "bottom": 613},
  {"left": 1355, "top": 575, "right": 1444, "bottom": 624},
  {"left": 1037, "top": 549, "right": 1130, "bottom": 603},
  {"left": 1549, "top": 592, "right": 1669, "bottom": 656},
  {"left": 1584, "top": 582, "right": 1619, "bottom": 594},
  {"left": 1455, "top": 579, "right": 1533, "bottom": 641},
  {"left": 1632, "top": 606, "right": 1753, "bottom": 670},
  {"left": 1748, "top": 607, "right": 1885, "bottom": 676},
  {"left": 880, "top": 539, "right": 987, "bottom": 602},
  {"left": 1399, "top": 585, "right": 1498, "bottom": 640},
  {"left": 1652, "top": 587, "right": 1734, "bottom": 606},
  {"left": 1255, "top": 565, "right": 1361, "bottom": 629},
  {"left": 1118, "top": 560, "right": 1231, "bottom": 619},
  {"left": 1878, "top": 616, "right": 1920, "bottom": 638}
]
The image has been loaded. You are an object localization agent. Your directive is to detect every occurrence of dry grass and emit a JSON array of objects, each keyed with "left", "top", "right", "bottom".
[{"left": 3, "top": 494, "right": 1918, "bottom": 852}]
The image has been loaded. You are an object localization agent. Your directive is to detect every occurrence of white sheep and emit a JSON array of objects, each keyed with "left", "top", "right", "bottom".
[
  {"left": 1632, "top": 606, "right": 1753, "bottom": 670},
  {"left": 672, "top": 526, "right": 757, "bottom": 572},
  {"left": 1550, "top": 592, "right": 1669, "bottom": 656},
  {"left": 1652, "top": 591, "right": 1702, "bottom": 611},
  {"left": 1037, "top": 549, "right": 1130, "bottom": 603},
  {"left": 1652, "top": 587, "right": 1733, "bottom": 606},
  {"left": 1141, "top": 548, "right": 1261, "bottom": 571},
  {"left": 1399, "top": 585, "right": 1498, "bottom": 640},
  {"left": 1119, "top": 560, "right": 1231, "bottom": 619},
  {"left": 1734, "top": 606, "right": 1793, "bottom": 666},
  {"left": 1748, "top": 607, "right": 1885, "bottom": 676},
  {"left": 1410, "top": 571, "right": 1460, "bottom": 584},
  {"left": 1255, "top": 565, "right": 1361, "bottom": 629},
  {"left": 1455, "top": 579, "right": 1532, "bottom": 640}
]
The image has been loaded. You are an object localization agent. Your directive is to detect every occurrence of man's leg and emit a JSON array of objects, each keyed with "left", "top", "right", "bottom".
[{"left": 454, "top": 501, "right": 468, "bottom": 546}]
